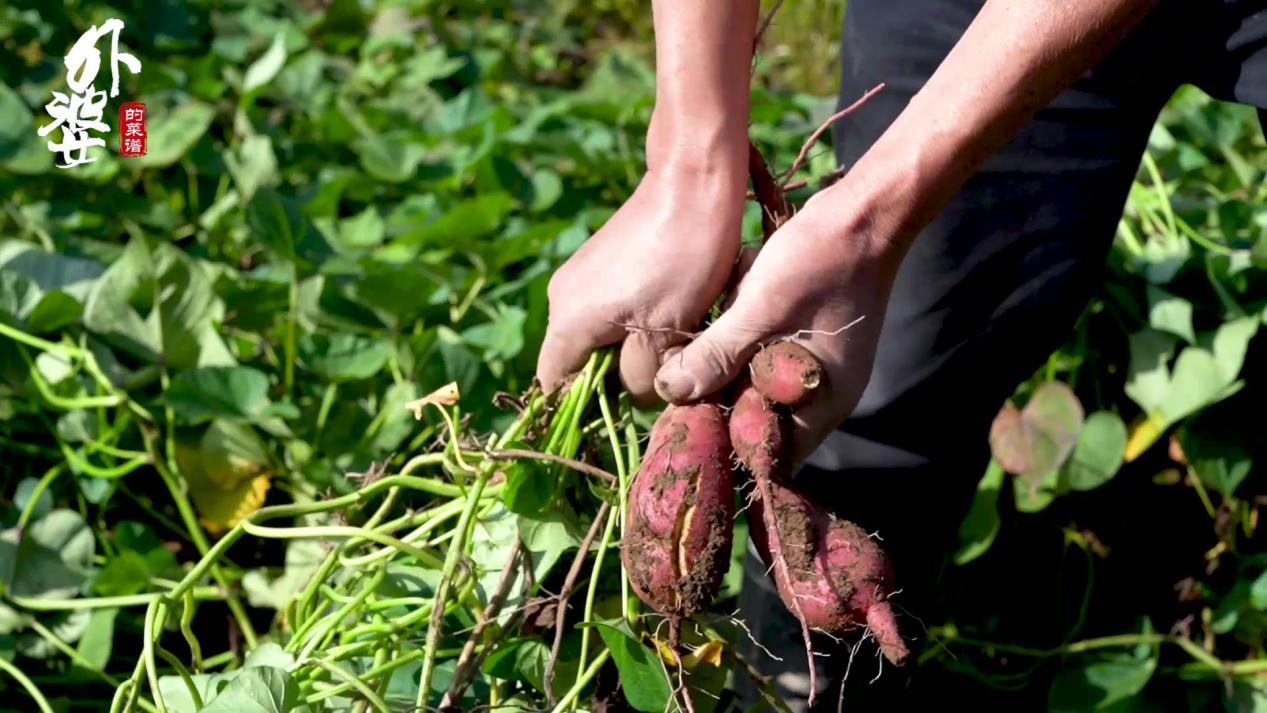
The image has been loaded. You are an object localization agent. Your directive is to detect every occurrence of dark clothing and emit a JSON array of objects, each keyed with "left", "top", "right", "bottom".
[{"left": 738, "top": 0, "right": 1267, "bottom": 708}]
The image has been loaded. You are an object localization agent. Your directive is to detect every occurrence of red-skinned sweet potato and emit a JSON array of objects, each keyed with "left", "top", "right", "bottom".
[
  {"left": 622, "top": 403, "right": 735, "bottom": 619},
  {"left": 750, "top": 341, "right": 822, "bottom": 408},
  {"left": 732, "top": 351, "right": 907, "bottom": 666},
  {"left": 728, "top": 382, "right": 785, "bottom": 482},
  {"left": 748, "top": 480, "right": 908, "bottom": 664}
]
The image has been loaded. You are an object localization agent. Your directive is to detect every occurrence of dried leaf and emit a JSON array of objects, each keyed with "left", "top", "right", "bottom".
[{"left": 405, "top": 381, "right": 460, "bottom": 419}]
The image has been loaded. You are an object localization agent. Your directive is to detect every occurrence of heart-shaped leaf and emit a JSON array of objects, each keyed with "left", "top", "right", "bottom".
[{"left": 989, "top": 382, "right": 1085, "bottom": 483}]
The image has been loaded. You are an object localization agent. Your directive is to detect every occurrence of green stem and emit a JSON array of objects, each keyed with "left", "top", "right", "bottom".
[
  {"left": 240, "top": 522, "right": 445, "bottom": 569},
  {"left": 595, "top": 377, "right": 630, "bottom": 621},
  {"left": 415, "top": 392, "right": 547, "bottom": 708},
  {"left": 0, "top": 656, "right": 55, "bottom": 713},
  {"left": 416, "top": 469, "right": 493, "bottom": 707},
  {"left": 304, "top": 659, "right": 390, "bottom": 712},
  {"left": 304, "top": 651, "right": 425, "bottom": 703},
  {"left": 285, "top": 265, "right": 299, "bottom": 397},
  {"left": 315, "top": 382, "right": 338, "bottom": 442},
  {"left": 296, "top": 568, "right": 385, "bottom": 660},
  {"left": 157, "top": 648, "right": 203, "bottom": 710},
  {"left": 143, "top": 600, "right": 170, "bottom": 713},
  {"left": 8, "top": 587, "right": 222, "bottom": 611},
  {"left": 549, "top": 649, "right": 610, "bottom": 713},
  {"left": 575, "top": 494, "right": 620, "bottom": 700},
  {"left": 180, "top": 590, "right": 203, "bottom": 672},
  {"left": 1142, "top": 152, "right": 1177, "bottom": 237},
  {"left": 16, "top": 464, "right": 62, "bottom": 530},
  {"left": 25, "top": 618, "right": 161, "bottom": 713},
  {"left": 148, "top": 444, "right": 259, "bottom": 649},
  {"left": 0, "top": 321, "right": 67, "bottom": 354}
]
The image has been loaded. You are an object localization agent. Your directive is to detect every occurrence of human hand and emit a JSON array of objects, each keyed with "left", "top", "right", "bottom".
[
  {"left": 653, "top": 189, "right": 905, "bottom": 463},
  {"left": 535, "top": 161, "right": 746, "bottom": 402}
]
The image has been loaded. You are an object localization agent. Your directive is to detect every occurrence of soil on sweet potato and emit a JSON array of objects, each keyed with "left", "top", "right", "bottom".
[
  {"left": 771, "top": 490, "right": 818, "bottom": 580},
  {"left": 673, "top": 504, "right": 731, "bottom": 615}
]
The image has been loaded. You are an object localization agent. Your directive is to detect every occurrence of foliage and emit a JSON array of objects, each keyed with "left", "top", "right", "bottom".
[{"left": 0, "top": 0, "right": 1263, "bottom": 711}]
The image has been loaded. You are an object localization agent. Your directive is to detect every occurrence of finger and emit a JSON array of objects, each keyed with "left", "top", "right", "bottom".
[
  {"left": 721, "top": 245, "right": 761, "bottom": 311},
  {"left": 532, "top": 329, "right": 595, "bottom": 395},
  {"left": 654, "top": 307, "right": 771, "bottom": 404},
  {"left": 786, "top": 386, "right": 856, "bottom": 466},
  {"left": 619, "top": 328, "right": 687, "bottom": 408},
  {"left": 783, "top": 329, "right": 877, "bottom": 465}
]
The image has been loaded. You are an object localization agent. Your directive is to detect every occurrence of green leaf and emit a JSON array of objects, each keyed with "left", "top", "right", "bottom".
[
  {"left": 0, "top": 241, "right": 104, "bottom": 303},
  {"left": 1250, "top": 571, "right": 1267, "bottom": 611},
  {"left": 1226, "top": 681, "right": 1267, "bottom": 713},
  {"left": 355, "top": 134, "right": 425, "bottom": 183},
  {"left": 18, "top": 608, "right": 90, "bottom": 658},
  {"left": 1180, "top": 422, "right": 1252, "bottom": 499},
  {"left": 226, "top": 134, "right": 278, "bottom": 202},
  {"left": 14, "top": 478, "right": 53, "bottom": 522},
  {"left": 1014, "top": 467, "right": 1059, "bottom": 514},
  {"left": 1124, "top": 330, "right": 1176, "bottom": 414},
  {"left": 1146, "top": 285, "right": 1195, "bottom": 344},
  {"left": 1160, "top": 348, "right": 1228, "bottom": 424},
  {"left": 334, "top": 207, "right": 385, "bottom": 252},
  {"left": 163, "top": 367, "right": 280, "bottom": 423},
  {"left": 6, "top": 509, "right": 94, "bottom": 599},
  {"left": 392, "top": 192, "right": 514, "bottom": 247},
  {"left": 0, "top": 82, "right": 52, "bottom": 174},
  {"left": 1059, "top": 411, "right": 1128, "bottom": 492},
  {"left": 299, "top": 333, "right": 391, "bottom": 381},
  {"left": 954, "top": 460, "right": 1005, "bottom": 566},
  {"left": 1210, "top": 316, "right": 1258, "bottom": 382},
  {"left": 94, "top": 550, "right": 151, "bottom": 597},
  {"left": 247, "top": 190, "right": 305, "bottom": 260},
  {"left": 1048, "top": 628, "right": 1157, "bottom": 712},
  {"left": 596, "top": 621, "right": 673, "bottom": 712},
  {"left": 242, "top": 539, "right": 325, "bottom": 611},
  {"left": 244, "top": 33, "right": 289, "bottom": 94},
  {"left": 75, "top": 608, "right": 118, "bottom": 671},
  {"left": 529, "top": 169, "right": 562, "bottom": 212},
  {"left": 135, "top": 102, "right": 216, "bottom": 168},
  {"left": 26, "top": 290, "right": 82, "bottom": 333},
  {"left": 198, "top": 666, "right": 307, "bottom": 713},
  {"left": 462, "top": 305, "right": 527, "bottom": 361},
  {"left": 503, "top": 454, "right": 553, "bottom": 516}
]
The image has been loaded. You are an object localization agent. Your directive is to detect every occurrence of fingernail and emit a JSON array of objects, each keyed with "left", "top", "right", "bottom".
[{"left": 655, "top": 366, "right": 699, "bottom": 403}]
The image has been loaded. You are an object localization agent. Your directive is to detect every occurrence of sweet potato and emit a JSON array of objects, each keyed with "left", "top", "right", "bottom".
[
  {"left": 728, "top": 382, "right": 785, "bottom": 482},
  {"left": 750, "top": 340, "right": 822, "bottom": 408},
  {"left": 622, "top": 403, "right": 735, "bottom": 619},
  {"left": 733, "top": 349, "right": 907, "bottom": 667},
  {"left": 748, "top": 481, "right": 908, "bottom": 665}
]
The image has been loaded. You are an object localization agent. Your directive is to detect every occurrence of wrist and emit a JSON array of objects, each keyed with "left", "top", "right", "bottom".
[{"left": 645, "top": 105, "right": 749, "bottom": 185}]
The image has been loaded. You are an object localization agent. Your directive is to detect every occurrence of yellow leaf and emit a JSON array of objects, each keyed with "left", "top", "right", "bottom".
[
  {"left": 175, "top": 419, "right": 274, "bottom": 533},
  {"left": 191, "top": 473, "right": 270, "bottom": 535},
  {"left": 648, "top": 635, "right": 678, "bottom": 667},
  {"left": 680, "top": 641, "right": 725, "bottom": 669},
  {"left": 1124, "top": 413, "right": 1165, "bottom": 463},
  {"left": 406, "top": 381, "right": 460, "bottom": 420}
]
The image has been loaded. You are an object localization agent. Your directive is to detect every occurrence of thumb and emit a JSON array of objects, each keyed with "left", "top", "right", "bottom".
[{"left": 654, "top": 308, "right": 767, "bottom": 403}]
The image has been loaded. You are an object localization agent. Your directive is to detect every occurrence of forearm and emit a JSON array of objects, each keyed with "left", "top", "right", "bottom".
[
  {"left": 646, "top": 0, "right": 759, "bottom": 179},
  {"left": 824, "top": 0, "right": 1157, "bottom": 258}
]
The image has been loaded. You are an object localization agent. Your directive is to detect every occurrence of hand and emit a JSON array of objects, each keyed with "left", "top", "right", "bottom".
[
  {"left": 535, "top": 162, "right": 746, "bottom": 402},
  {"left": 653, "top": 190, "right": 905, "bottom": 463}
]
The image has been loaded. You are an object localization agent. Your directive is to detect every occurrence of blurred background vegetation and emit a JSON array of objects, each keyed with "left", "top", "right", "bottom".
[{"left": 0, "top": 0, "right": 1264, "bottom": 711}]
